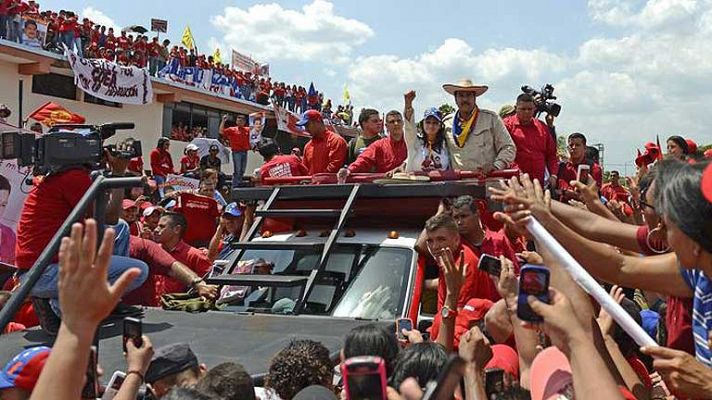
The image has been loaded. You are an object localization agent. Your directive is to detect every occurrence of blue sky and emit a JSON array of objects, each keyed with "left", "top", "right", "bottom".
[{"left": 40, "top": 0, "right": 712, "bottom": 171}]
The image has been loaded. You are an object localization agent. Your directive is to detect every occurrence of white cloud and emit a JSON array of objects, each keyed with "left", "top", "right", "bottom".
[
  {"left": 81, "top": 6, "right": 119, "bottom": 33},
  {"left": 209, "top": 0, "right": 373, "bottom": 63},
  {"left": 342, "top": 0, "right": 712, "bottom": 169}
]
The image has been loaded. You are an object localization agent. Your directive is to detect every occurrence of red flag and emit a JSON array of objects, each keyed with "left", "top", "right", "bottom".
[
  {"left": 28, "top": 102, "right": 85, "bottom": 127},
  {"left": 656, "top": 135, "right": 663, "bottom": 160}
]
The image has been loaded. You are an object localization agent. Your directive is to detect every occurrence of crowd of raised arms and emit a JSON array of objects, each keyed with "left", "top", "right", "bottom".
[{"left": 0, "top": 42, "right": 712, "bottom": 399}]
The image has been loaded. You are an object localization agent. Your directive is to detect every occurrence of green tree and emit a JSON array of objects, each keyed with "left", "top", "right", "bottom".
[
  {"left": 557, "top": 136, "right": 567, "bottom": 157},
  {"left": 439, "top": 103, "right": 456, "bottom": 117}
]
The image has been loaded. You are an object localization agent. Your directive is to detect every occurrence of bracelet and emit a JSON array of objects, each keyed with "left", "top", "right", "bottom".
[{"left": 126, "top": 370, "right": 144, "bottom": 383}]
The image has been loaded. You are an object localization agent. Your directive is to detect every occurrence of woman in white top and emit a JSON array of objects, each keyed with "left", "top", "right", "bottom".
[{"left": 403, "top": 90, "right": 450, "bottom": 172}]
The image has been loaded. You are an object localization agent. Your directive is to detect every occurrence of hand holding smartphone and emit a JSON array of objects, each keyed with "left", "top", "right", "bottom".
[
  {"left": 101, "top": 371, "right": 127, "bottom": 400},
  {"left": 576, "top": 164, "right": 591, "bottom": 184},
  {"left": 341, "top": 356, "right": 387, "bottom": 400},
  {"left": 516, "top": 265, "right": 551, "bottom": 323},
  {"left": 123, "top": 317, "right": 143, "bottom": 353},
  {"left": 396, "top": 318, "right": 413, "bottom": 341},
  {"left": 477, "top": 254, "right": 502, "bottom": 277}
]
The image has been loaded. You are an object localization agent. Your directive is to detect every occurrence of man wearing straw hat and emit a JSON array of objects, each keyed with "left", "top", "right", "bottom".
[{"left": 442, "top": 79, "right": 516, "bottom": 173}]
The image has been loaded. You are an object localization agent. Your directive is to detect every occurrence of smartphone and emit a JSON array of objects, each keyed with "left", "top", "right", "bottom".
[
  {"left": 421, "top": 355, "right": 467, "bottom": 400},
  {"left": 81, "top": 345, "right": 99, "bottom": 399},
  {"left": 123, "top": 317, "right": 143, "bottom": 353},
  {"left": 517, "top": 265, "right": 551, "bottom": 323},
  {"left": 341, "top": 356, "right": 387, "bottom": 400},
  {"left": 101, "top": 371, "right": 126, "bottom": 400},
  {"left": 477, "top": 254, "right": 502, "bottom": 277},
  {"left": 485, "top": 368, "right": 505, "bottom": 396},
  {"left": 396, "top": 318, "right": 413, "bottom": 341},
  {"left": 577, "top": 164, "right": 591, "bottom": 183}
]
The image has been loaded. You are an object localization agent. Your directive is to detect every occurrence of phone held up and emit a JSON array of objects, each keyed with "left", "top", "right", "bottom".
[
  {"left": 576, "top": 164, "right": 591, "bottom": 184},
  {"left": 477, "top": 254, "right": 502, "bottom": 278},
  {"left": 342, "top": 356, "right": 387, "bottom": 400},
  {"left": 81, "top": 345, "right": 99, "bottom": 399},
  {"left": 101, "top": 371, "right": 127, "bottom": 400},
  {"left": 123, "top": 317, "right": 143, "bottom": 353},
  {"left": 516, "top": 265, "right": 551, "bottom": 323},
  {"left": 396, "top": 318, "right": 413, "bottom": 341}
]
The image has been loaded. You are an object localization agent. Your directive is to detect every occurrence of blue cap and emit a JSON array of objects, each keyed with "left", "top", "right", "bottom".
[
  {"left": 423, "top": 107, "right": 442, "bottom": 122},
  {"left": 640, "top": 309, "right": 659, "bottom": 338},
  {"left": 296, "top": 110, "right": 323, "bottom": 126},
  {"left": 223, "top": 202, "right": 242, "bottom": 218},
  {"left": 0, "top": 346, "right": 51, "bottom": 391}
]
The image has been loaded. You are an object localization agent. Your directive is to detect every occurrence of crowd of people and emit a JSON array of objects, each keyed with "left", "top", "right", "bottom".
[{"left": 1, "top": 73, "right": 712, "bottom": 400}]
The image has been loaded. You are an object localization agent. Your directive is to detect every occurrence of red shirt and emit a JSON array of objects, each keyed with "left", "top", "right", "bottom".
[
  {"left": 124, "top": 236, "right": 176, "bottom": 306},
  {"left": 162, "top": 240, "right": 212, "bottom": 294},
  {"left": 303, "top": 129, "right": 348, "bottom": 174},
  {"left": 260, "top": 155, "right": 308, "bottom": 180},
  {"left": 180, "top": 154, "right": 200, "bottom": 173},
  {"left": 174, "top": 193, "right": 220, "bottom": 246},
  {"left": 128, "top": 156, "right": 144, "bottom": 175},
  {"left": 556, "top": 159, "right": 603, "bottom": 197},
  {"left": 223, "top": 126, "right": 251, "bottom": 151},
  {"left": 600, "top": 183, "right": 630, "bottom": 203},
  {"left": 150, "top": 148, "right": 174, "bottom": 177},
  {"left": 347, "top": 136, "right": 407, "bottom": 173},
  {"left": 503, "top": 116, "right": 557, "bottom": 182},
  {"left": 15, "top": 169, "right": 92, "bottom": 269},
  {"left": 431, "top": 230, "right": 520, "bottom": 341},
  {"left": 117, "top": 36, "right": 130, "bottom": 50}
]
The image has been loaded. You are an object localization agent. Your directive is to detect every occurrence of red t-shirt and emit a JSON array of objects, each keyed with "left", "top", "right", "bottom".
[
  {"left": 15, "top": 169, "right": 92, "bottom": 269},
  {"left": 123, "top": 236, "right": 176, "bottom": 306},
  {"left": 128, "top": 156, "right": 144, "bottom": 175},
  {"left": 180, "top": 154, "right": 200, "bottom": 174},
  {"left": 303, "top": 129, "right": 348, "bottom": 174},
  {"left": 150, "top": 148, "right": 174, "bottom": 177},
  {"left": 600, "top": 183, "right": 630, "bottom": 202},
  {"left": 223, "top": 126, "right": 251, "bottom": 151},
  {"left": 174, "top": 193, "right": 220, "bottom": 246},
  {"left": 503, "top": 115, "right": 557, "bottom": 183},
  {"left": 347, "top": 136, "right": 408, "bottom": 173},
  {"left": 260, "top": 155, "right": 308, "bottom": 180},
  {"left": 556, "top": 159, "right": 603, "bottom": 199},
  {"left": 162, "top": 241, "right": 212, "bottom": 293}
]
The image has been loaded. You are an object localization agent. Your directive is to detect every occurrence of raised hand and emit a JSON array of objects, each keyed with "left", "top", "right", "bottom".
[
  {"left": 458, "top": 326, "right": 493, "bottom": 370},
  {"left": 437, "top": 247, "right": 466, "bottom": 298},
  {"left": 640, "top": 346, "right": 712, "bottom": 398},
  {"left": 597, "top": 285, "right": 625, "bottom": 338},
  {"left": 58, "top": 220, "right": 141, "bottom": 334},
  {"left": 404, "top": 90, "right": 416, "bottom": 106},
  {"left": 525, "top": 287, "right": 587, "bottom": 356},
  {"left": 494, "top": 256, "right": 518, "bottom": 302}
]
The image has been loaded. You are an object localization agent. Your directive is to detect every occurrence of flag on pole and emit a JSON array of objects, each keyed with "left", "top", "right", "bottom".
[
  {"left": 307, "top": 82, "right": 317, "bottom": 107},
  {"left": 655, "top": 135, "right": 663, "bottom": 160},
  {"left": 213, "top": 48, "right": 222, "bottom": 64},
  {"left": 28, "top": 102, "right": 85, "bottom": 127},
  {"left": 343, "top": 85, "right": 351, "bottom": 105},
  {"left": 181, "top": 25, "right": 195, "bottom": 50}
]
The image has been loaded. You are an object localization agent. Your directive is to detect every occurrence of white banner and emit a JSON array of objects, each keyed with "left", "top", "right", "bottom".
[
  {"left": 231, "top": 50, "right": 257, "bottom": 72},
  {"left": 65, "top": 48, "right": 154, "bottom": 105},
  {"left": 273, "top": 105, "right": 310, "bottom": 137},
  {"left": 165, "top": 174, "right": 200, "bottom": 192}
]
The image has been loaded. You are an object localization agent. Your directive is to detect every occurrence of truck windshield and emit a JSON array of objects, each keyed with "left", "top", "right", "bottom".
[{"left": 235, "top": 244, "right": 413, "bottom": 320}]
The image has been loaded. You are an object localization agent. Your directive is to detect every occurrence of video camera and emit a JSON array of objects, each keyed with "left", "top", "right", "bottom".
[
  {"left": 0, "top": 122, "right": 141, "bottom": 175},
  {"left": 521, "top": 84, "right": 561, "bottom": 117}
]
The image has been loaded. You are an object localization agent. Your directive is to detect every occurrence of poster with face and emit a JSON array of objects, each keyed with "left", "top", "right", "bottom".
[
  {"left": 21, "top": 16, "right": 47, "bottom": 49},
  {"left": 0, "top": 161, "right": 32, "bottom": 264}
]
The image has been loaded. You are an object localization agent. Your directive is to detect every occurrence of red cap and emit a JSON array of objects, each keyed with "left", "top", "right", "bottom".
[
  {"left": 454, "top": 298, "right": 493, "bottom": 345},
  {"left": 122, "top": 199, "right": 137, "bottom": 210},
  {"left": 702, "top": 163, "right": 712, "bottom": 203},
  {"left": 705, "top": 149, "right": 712, "bottom": 159},
  {"left": 296, "top": 109, "right": 323, "bottom": 126},
  {"left": 485, "top": 344, "right": 519, "bottom": 380},
  {"left": 530, "top": 347, "right": 573, "bottom": 400},
  {"left": 686, "top": 138, "right": 698, "bottom": 154}
]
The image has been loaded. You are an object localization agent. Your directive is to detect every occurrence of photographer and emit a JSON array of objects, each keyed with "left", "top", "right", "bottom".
[
  {"left": 503, "top": 93, "right": 558, "bottom": 188},
  {"left": 15, "top": 140, "right": 148, "bottom": 334}
]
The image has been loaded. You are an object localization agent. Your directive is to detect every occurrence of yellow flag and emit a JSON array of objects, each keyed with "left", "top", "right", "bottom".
[
  {"left": 343, "top": 85, "right": 351, "bottom": 105},
  {"left": 213, "top": 48, "right": 222, "bottom": 64},
  {"left": 181, "top": 25, "right": 195, "bottom": 50}
]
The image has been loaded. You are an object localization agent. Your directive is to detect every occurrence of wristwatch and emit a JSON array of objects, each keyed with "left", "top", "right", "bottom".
[{"left": 440, "top": 305, "right": 457, "bottom": 320}]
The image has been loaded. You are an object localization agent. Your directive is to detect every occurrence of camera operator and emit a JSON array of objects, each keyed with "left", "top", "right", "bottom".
[
  {"left": 14, "top": 139, "right": 149, "bottom": 334},
  {"left": 503, "top": 93, "right": 558, "bottom": 188}
]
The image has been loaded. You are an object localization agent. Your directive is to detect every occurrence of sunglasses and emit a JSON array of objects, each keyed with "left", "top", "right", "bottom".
[{"left": 639, "top": 200, "right": 655, "bottom": 212}]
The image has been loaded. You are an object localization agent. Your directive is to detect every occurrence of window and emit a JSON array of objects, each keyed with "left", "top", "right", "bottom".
[
  {"left": 84, "top": 93, "right": 122, "bottom": 108},
  {"left": 162, "top": 102, "right": 238, "bottom": 143},
  {"left": 32, "top": 73, "right": 76, "bottom": 100}
]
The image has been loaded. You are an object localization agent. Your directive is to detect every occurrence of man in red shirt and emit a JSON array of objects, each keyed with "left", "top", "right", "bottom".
[
  {"left": 256, "top": 138, "right": 308, "bottom": 181},
  {"left": 173, "top": 192, "right": 220, "bottom": 247},
  {"left": 150, "top": 137, "right": 175, "bottom": 196},
  {"left": 346, "top": 110, "right": 407, "bottom": 173},
  {"left": 297, "top": 109, "right": 347, "bottom": 174},
  {"left": 153, "top": 212, "right": 213, "bottom": 294},
  {"left": 219, "top": 114, "right": 251, "bottom": 189},
  {"left": 504, "top": 93, "right": 557, "bottom": 186},
  {"left": 121, "top": 199, "right": 142, "bottom": 236},
  {"left": 600, "top": 170, "right": 630, "bottom": 203},
  {"left": 555, "top": 132, "right": 603, "bottom": 201}
]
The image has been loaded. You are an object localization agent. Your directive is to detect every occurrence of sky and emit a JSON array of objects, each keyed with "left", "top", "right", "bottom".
[{"left": 40, "top": 0, "right": 712, "bottom": 172}]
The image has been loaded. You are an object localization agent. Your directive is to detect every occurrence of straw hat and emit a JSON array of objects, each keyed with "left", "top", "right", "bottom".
[{"left": 442, "top": 78, "right": 489, "bottom": 96}]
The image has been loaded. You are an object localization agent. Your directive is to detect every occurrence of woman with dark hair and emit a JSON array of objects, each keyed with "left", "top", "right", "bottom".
[
  {"left": 389, "top": 342, "right": 447, "bottom": 389},
  {"left": 666, "top": 135, "right": 689, "bottom": 160},
  {"left": 150, "top": 137, "right": 175, "bottom": 197},
  {"left": 493, "top": 159, "right": 712, "bottom": 398},
  {"left": 342, "top": 324, "right": 400, "bottom": 377},
  {"left": 0, "top": 175, "right": 15, "bottom": 265},
  {"left": 403, "top": 90, "right": 450, "bottom": 172},
  {"left": 264, "top": 339, "right": 334, "bottom": 400}
]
